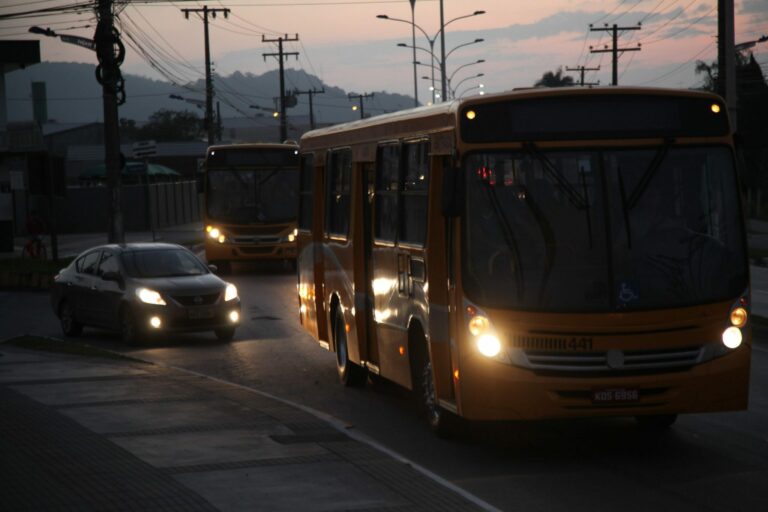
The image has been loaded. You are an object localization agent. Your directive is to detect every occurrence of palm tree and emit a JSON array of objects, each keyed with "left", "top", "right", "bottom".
[{"left": 534, "top": 67, "right": 575, "bottom": 87}]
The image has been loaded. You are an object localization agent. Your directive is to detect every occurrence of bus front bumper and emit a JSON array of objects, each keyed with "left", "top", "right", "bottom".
[
  {"left": 455, "top": 345, "right": 751, "bottom": 421},
  {"left": 205, "top": 238, "right": 297, "bottom": 261}
]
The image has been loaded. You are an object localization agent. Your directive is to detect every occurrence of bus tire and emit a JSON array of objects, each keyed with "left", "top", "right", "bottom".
[
  {"left": 215, "top": 261, "right": 231, "bottom": 275},
  {"left": 635, "top": 414, "right": 677, "bottom": 430},
  {"left": 411, "top": 330, "right": 463, "bottom": 438},
  {"left": 333, "top": 308, "right": 366, "bottom": 387}
]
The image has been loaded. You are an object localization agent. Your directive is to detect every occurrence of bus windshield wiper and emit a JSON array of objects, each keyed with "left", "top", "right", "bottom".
[
  {"left": 627, "top": 138, "right": 673, "bottom": 209},
  {"left": 482, "top": 182, "right": 525, "bottom": 301},
  {"left": 523, "top": 142, "right": 587, "bottom": 210}
]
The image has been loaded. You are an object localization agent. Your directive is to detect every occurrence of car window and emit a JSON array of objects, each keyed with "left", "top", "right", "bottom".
[
  {"left": 97, "top": 251, "right": 119, "bottom": 277},
  {"left": 77, "top": 251, "right": 101, "bottom": 275},
  {"left": 121, "top": 249, "right": 208, "bottom": 278}
]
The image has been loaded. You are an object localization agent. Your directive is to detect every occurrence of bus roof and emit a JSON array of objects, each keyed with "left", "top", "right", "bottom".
[
  {"left": 206, "top": 142, "right": 298, "bottom": 155},
  {"left": 299, "top": 86, "right": 726, "bottom": 150}
]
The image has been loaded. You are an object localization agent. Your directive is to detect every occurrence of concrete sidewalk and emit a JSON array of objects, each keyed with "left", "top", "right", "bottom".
[{"left": 0, "top": 340, "right": 491, "bottom": 512}]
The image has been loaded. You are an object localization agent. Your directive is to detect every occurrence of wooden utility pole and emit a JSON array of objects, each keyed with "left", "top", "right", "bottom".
[
  {"left": 293, "top": 87, "right": 325, "bottom": 130},
  {"left": 589, "top": 24, "right": 641, "bottom": 86},
  {"left": 263, "top": 34, "right": 299, "bottom": 142},
  {"left": 182, "top": 5, "right": 230, "bottom": 146},
  {"left": 348, "top": 93, "right": 374, "bottom": 119},
  {"left": 566, "top": 65, "right": 601, "bottom": 86},
  {"left": 95, "top": 0, "right": 125, "bottom": 243},
  {"left": 717, "top": 0, "right": 737, "bottom": 129}
]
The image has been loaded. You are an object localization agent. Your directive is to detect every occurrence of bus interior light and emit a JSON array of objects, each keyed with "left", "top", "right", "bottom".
[{"left": 722, "top": 326, "right": 742, "bottom": 349}]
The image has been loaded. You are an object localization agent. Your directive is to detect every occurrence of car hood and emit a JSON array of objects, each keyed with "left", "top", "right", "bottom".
[{"left": 132, "top": 274, "right": 225, "bottom": 295}]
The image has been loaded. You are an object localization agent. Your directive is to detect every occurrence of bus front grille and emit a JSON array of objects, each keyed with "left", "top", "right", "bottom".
[{"left": 522, "top": 346, "right": 703, "bottom": 373}]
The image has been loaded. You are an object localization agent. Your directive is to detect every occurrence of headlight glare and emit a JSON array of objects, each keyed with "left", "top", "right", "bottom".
[
  {"left": 224, "top": 283, "right": 238, "bottom": 301},
  {"left": 208, "top": 227, "right": 220, "bottom": 239},
  {"left": 730, "top": 307, "right": 748, "bottom": 327},
  {"left": 477, "top": 334, "right": 502, "bottom": 357},
  {"left": 137, "top": 288, "right": 166, "bottom": 306},
  {"left": 722, "top": 326, "right": 742, "bottom": 349},
  {"left": 468, "top": 315, "right": 490, "bottom": 336}
]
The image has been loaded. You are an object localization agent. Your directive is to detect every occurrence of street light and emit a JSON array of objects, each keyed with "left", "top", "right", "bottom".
[
  {"left": 451, "top": 73, "right": 484, "bottom": 99},
  {"left": 249, "top": 104, "right": 278, "bottom": 118},
  {"left": 735, "top": 35, "right": 767, "bottom": 51},
  {"left": 377, "top": 8, "right": 485, "bottom": 102},
  {"left": 457, "top": 83, "right": 485, "bottom": 99},
  {"left": 448, "top": 60, "right": 484, "bottom": 99}
]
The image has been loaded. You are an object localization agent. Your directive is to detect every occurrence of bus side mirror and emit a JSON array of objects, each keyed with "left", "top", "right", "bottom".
[{"left": 441, "top": 168, "right": 463, "bottom": 217}]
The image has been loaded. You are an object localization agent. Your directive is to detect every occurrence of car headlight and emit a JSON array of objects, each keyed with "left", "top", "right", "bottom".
[
  {"left": 224, "top": 283, "right": 238, "bottom": 302},
  {"left": 136, "top": 287, "right": 166, "bottom": 306}
]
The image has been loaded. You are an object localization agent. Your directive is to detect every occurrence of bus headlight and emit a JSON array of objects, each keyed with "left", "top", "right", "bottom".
[
  {"left": 224, "top": 283, "right": 238, "bottom": 302},
  {"left": 730, "top": 307, "right": 748, "bottom": 327},
  {"left": 469, "top": 315, "right": 490, "bottom": 336},
  {"left": 137, "top": 288, "right": 166, "bottom": 306},
  {"left": 477, "top": 334, "right": 502, "bottom": 357},
  {"left": 722, "top": 326, "right": 742, "bottom": 349},
  {"left": 208, "top": 227, "right": 221, "bottom": 239}
]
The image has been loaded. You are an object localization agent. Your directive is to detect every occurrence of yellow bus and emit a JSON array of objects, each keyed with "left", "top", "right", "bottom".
[
  {"left": 297, "top": 87, "right": 750, "bottom": 434},
  {"left": 203, "top": 143, "right": 300, "bottom": 273}
]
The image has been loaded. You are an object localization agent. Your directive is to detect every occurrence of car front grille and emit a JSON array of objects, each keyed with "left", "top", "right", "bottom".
[{"left": 173, "top": 292, "right": 220, "bottom": 306}]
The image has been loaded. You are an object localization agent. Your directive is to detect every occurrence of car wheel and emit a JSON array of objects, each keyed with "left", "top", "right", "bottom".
[
  {"left": 333, "top": 308, "right": 366, "bottom": 387},
  {"left": 59, "top": 301, "right": 83, "bottom": 336},
  {"left": 214, "top": 327, "right": 236, "bottom": 342},
  {"left": 121, "top": 308, "right": 143, "bottom": 345}
]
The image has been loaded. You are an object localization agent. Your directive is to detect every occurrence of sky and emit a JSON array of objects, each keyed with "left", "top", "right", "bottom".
[{"left": 2, "top": 0, "right": 768, "bottom": 106}]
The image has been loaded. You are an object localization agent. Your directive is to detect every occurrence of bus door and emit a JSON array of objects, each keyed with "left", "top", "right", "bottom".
[
  {"left": 369, "top": 140, "right": 430, "bottom": 389},
  {"left": 359, "top": 162, "right": 379, "bottom": 368}
]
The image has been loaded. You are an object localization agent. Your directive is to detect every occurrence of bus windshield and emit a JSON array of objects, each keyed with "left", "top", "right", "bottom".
[
  {"left": 462, "top": 146, "right": 747, "bottom": 312},
  {"left": 207, "top": 167, "right": 298, "bottom": 224}
]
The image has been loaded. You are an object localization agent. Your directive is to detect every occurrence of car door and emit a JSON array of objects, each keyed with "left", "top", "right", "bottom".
[
  {"left": 93, "top": 250, "right": 123, "bottom": 329},
  {"left": 77, "top": 250, "right": 103, "bottom": 324},
  {"left": 68, "top": 250, "right": 101, "bottom": 323}
]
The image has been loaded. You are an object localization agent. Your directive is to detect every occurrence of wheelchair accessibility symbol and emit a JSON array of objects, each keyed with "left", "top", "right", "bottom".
[{"left": 618, "top": 282, "right": 639, "bottom": 304}]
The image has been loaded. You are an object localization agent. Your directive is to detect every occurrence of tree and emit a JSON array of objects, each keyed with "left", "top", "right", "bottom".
[
  {"left": 133, "top": 109, "right": 203, "bottom": 142},
  {"left": 534, "top": 67, "right": 575, "bottom": 87}
]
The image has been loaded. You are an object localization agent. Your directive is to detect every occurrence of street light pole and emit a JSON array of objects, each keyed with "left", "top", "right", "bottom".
[
  {"left": 451, "top": 72, "right": 484, "bottom": 99},
  {"left": 439, "top": 0, "right": 447, "bottom": 102},
  {"left": 410, "top": 0, "right": 418, "bottom": 107}
]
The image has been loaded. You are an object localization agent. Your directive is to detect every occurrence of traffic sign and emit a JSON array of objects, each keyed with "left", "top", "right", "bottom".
[{"left": 132, "top": 140, "right": 157, "bottom": 159}]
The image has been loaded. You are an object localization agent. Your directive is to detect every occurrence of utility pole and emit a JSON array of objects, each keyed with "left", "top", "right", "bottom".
[
  {"left": 566, "top": 65, "right": 601, "bottom": 86},
  {"left": 182, "top": 5, "right": 230, "bottom": 147},
  {"left": 717, "top": 0, "right": 737, "bottom": 129},
  {"left": 409, "top": 0, "right": 418, "bottom": 107},
  {"left": 589, "top": 23, "right": 641, "bottom": 86},
  {"left": 439, "top": 0, "right": 447, "bottom": 101},
  {"left": 95, "top": 0, "right": 126, "bottom": 243},
  {"left": 293, "top": 87, "right": 325, "bottom": 130},
  {"left": 216, "top": 100, "right": 222, "bottom": 141},
  {"left": 348, "top": 93, "right": 374, "bottom": 119},
  {"left": 263, "top": 34, "right": 299, "bottom": 142}
]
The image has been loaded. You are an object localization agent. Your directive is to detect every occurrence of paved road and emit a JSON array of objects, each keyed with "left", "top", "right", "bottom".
[{"left": 3, "top": 262, "right": 767, "bottom": 511}]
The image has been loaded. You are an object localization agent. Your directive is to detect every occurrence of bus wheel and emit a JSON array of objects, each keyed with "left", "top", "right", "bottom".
[
  {"left": 333, "top": 308, "right": 366, "bottom": 387},
  {"left": 411, "top": 337, "right": 463, "bottom": 438},
  {"left": 215, "top": 261, "right": 231, "bottom": 275},
  {"left": 635, "top": 414, "right": 677, "bottom": 430}
]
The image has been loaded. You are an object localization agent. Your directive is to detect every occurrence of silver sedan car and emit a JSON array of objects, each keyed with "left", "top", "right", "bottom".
[{"left": 51, "top": 243, "right": 241, "bottom": 343}]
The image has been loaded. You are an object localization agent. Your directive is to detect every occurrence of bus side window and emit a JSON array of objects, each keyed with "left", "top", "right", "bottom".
[
  {"left": 400, "top": 140, "right": 430, "bottom": 246},
  {"left": 375, "top": 143, "right": 400, "bottom": 242},
  {"left": 299, "top": 153, "right": 315, "bottom": 231},
  {"left": 325, "top": 149, "right": 352, "bottom": 238}
]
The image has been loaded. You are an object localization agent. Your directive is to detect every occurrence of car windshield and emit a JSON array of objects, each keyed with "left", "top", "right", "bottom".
[
  {"left": 462, "top": 147, "right": 747, "bottom": 312},
  {"left": 207, "top": 167, "right": 298, "bottom": 224},
  {"left": 121, "top": 249, "right": 208, "bottom": 278}
]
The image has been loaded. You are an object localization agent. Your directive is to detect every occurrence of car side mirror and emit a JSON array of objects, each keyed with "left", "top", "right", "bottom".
[{"left": 207, "top": 264, "right": 218, "bottom": 273}]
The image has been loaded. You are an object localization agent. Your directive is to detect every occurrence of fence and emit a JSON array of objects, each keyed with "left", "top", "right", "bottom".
[{"left": 22, "top": 180, "right": 202, "bottom": 234}]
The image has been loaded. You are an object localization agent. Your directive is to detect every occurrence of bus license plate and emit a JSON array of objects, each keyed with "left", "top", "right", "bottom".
[
  {"left": 189, "top": 308, "right": 215, "bottom": 319},
  {"left": 591, "top": 387, "right": 639, "bottom": 404}
]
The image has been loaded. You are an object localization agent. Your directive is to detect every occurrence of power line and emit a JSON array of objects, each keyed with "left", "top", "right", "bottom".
[{"left": 590, "top": 23, "right": 642, "bottom": 85}]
